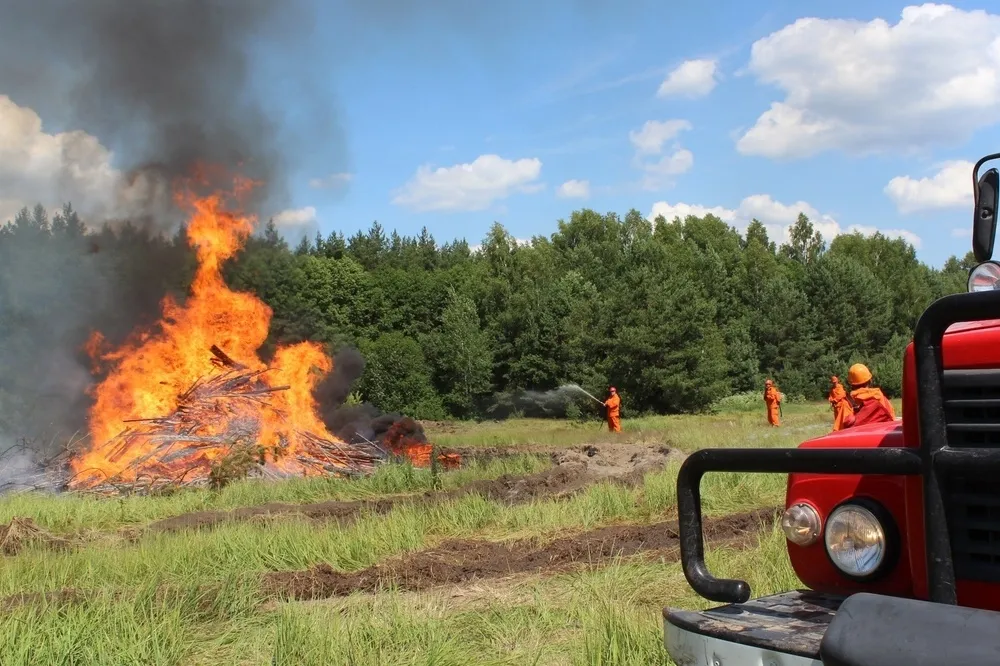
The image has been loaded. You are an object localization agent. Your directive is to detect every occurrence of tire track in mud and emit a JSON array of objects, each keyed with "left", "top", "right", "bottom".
[
  {"left": 261, "top": 506, "right": 780, "bottom": 601},
  {"left": 0, "top": 506, "right": 779, "bottom": 613}
]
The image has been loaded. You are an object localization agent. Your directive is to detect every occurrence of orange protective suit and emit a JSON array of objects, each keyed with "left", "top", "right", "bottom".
[
  {"left": 764, "top": 381, "right": 781, "bottom": 427},
  {"left": 843, "top": 387, "right": 896, "bottom": 429},
  {"left": 828, "top": 377, "right": 852, "bottom": 432},
  {"left": 604, "top": 392, "right": 621, "bottom": 433}
]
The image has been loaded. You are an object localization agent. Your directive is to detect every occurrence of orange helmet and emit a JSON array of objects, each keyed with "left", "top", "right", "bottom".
[{"left": 848, "top": 363, "right": 872, "bottom": 387}]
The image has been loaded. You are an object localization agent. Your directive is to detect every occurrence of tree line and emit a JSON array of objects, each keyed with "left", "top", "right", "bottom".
[{"left": 0, "top": 202, "right": 975, "bottom": 428}]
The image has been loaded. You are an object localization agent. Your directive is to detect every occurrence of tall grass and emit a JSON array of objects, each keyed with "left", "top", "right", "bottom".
[
  {"left": 0, "top": 453, "right": 549, "bottom": 534},
  {"left": 253, "top": 523, "right": 798, "bottom": 666},
  {"left": 0, "top": 576, "right": 262, "bottom": 666}
]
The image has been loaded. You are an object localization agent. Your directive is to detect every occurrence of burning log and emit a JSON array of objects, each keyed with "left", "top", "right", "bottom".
[{"left": 209, "top": 344, "right": 245, "bottom": 370}]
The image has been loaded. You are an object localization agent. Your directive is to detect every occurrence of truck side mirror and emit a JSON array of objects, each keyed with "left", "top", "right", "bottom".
[{"left": 974, "top": 167, "right": 999, "bottom": 263}]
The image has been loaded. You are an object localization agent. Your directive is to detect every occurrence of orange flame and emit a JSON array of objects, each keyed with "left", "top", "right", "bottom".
[
  {"left": 382, "top": 418, "right": 461, "bottom": 470},
  {"left": 68, "top": 169, "right": 451, "bottom": 489}
]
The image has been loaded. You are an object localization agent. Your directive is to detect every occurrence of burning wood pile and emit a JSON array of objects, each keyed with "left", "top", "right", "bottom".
[
  {"left": 69, "top": 345, "right": 394, "bottom": 494},
  {"left": 63, "top": 172, "right": 459, "bottom": 495}
]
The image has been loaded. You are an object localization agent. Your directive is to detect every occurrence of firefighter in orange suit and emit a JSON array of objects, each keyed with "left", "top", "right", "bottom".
[{"left": 604, "top": 387, "right": 621, "bottom": 433}]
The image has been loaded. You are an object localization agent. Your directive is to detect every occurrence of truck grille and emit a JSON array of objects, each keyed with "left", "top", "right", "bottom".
[{"left": 942, "top": 369, "right": 1000, "bottom": 583}]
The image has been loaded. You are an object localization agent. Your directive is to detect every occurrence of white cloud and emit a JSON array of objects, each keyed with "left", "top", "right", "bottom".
[
  {"left": 392, "top": 154, "right": 543, "bottom": 212},
  {"left": 628, "top": 119, "right": 692, "bottom": 155},
  {"left": 647, "top": 201, "right": 733, "bottom": 222},
  {"left": 656, "top": 59, "right": 719, "bottom": 98},
  {"left": 308, "top": 172, "right": 353, "bottom": 189},
  {"left": 644, "top": 150, "right": 695, "bottom": 177},
  {"left": 648, "top": 194, "right": 922, "bottom": 248},
  {"left": 738, "top": 4, "right": 1000, "bottom": 159},
  {"left": 0, "top": 95, "right": 261, "bottom": 228},
  {"left": 885, "top": 160, "right": 974, "bottom": 213},
  {"left": 557, "top": 179, "right": 590, "bottom": 199},
  {"left": 272, "top": 206, "right": 317, "bottom": 227},
  {"left": 628, "top": 120, "right": 694, "bottom": 191},
  {"left": 269, "top": 207, "right": 320, "bottom": 247},
  {"left": 638, "top": 150, "right": 695, "bottom": 191},
  {"left": 0, "top": 95, "right": 121, "bottom": 224}
]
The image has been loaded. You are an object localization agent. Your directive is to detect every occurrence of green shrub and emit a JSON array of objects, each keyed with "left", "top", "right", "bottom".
[{"left": 709, "top": 391, "right": 761, "bottom": 413}]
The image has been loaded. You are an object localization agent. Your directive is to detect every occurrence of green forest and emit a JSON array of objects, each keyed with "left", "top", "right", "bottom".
[{"left": 0, "top": 202, "right": 976, "bottom": 430}]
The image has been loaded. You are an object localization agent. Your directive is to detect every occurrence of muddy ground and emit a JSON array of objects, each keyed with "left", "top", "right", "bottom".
[{"left": 262, "top": 506, "right": 779, "bottom": 601}]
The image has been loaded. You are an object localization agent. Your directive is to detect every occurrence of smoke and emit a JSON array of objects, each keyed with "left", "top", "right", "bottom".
[
  {"left": 0, "top": 0, "right": 340, "bottom": 223},
  {"left": 314, "top": 347, "right": 367, "bottom": 417},
  {"left": 486, "top": 384, "right": 605, "bottom": 420},
  {"left": 313, "top": 346, "right": 430, "bottom": 448},
  {"left": 0, "top": 437, "right": 58, "bottom": 494},
  {"left": 0, "top": 448, "right": 39, "bottom": 492}
]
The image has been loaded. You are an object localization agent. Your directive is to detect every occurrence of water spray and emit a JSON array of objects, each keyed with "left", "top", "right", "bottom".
[{"left": 562, "top": 383, "right": 604, "bottom": 406}]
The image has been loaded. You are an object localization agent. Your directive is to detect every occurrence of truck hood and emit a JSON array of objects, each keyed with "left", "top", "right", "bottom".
[
  {"left": 800, "top": 419, "right": 903, "bottom": 449},
  {"left": 945, "top": 318, "right": 1000, "bottom": 334}
]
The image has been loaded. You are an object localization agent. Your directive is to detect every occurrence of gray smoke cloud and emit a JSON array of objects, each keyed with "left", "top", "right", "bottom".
[
  {"left": 0, "top": 440, "right": 54, "bottom": 494},
  {"left": 0, "top": 0, "right": 344, "bottom": 225}
]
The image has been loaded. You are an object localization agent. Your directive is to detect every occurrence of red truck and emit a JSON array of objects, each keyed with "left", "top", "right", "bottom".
[{"left": 663, "top": 153, "right": 1000, "bottom": 666}]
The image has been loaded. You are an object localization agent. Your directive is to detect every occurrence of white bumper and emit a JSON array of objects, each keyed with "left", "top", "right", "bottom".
[
  {"left": 664, "top": 618, "right": 822, "bottom": 666},
  {"left": 662, "top": 591, "right": 842, "bottom": 666}
]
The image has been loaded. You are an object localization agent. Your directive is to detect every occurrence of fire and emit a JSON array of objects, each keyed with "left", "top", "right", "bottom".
[
  {"left": 69, "top": 170, "right": 452, "bottom": 490},
  {"left": 381, "top": 418, "right": 461, "bottom": 469}
]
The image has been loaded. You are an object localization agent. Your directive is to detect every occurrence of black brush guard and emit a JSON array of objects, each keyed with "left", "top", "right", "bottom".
[{"left": 676, "top": 289, "right": 1000, "bottom": 606}]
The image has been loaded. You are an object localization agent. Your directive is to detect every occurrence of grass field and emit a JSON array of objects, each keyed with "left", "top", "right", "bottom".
[{"left": 0, "top": 401, "right": 893, "bottom": 665}]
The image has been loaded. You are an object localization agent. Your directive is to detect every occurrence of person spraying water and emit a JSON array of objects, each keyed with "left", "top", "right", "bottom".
[{"left": 563, "top": 383, "right": 622, "bottom": 431}]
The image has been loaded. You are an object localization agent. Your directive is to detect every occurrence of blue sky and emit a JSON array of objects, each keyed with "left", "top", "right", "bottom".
[
  {"left": 2, "top": 1, "right": 997, "bottom": 268},
  {"left": 272, "top": 0, "right": 996, "bottom": 268}
]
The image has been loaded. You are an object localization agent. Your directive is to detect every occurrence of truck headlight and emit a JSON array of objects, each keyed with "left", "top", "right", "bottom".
[
  {"left": 968, "top": 261, "right": 1000, "bottom": 292},
  {"left": 824, "top": 503, "right": 888, "bottom": 579},
  {"left": 781, "top": 503, "right": 822, "bottom": 546}
]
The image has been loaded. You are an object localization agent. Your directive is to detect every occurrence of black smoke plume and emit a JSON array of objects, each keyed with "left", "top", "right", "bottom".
[
  {"left": 314, "top": 346, "right": 429, "bottom": 448},
  {"left": 0, "top": 0, "right": 341, "bottom": 220}
]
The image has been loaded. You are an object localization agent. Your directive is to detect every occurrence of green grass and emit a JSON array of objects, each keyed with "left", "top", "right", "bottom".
[
  {"left": 0, "top": 527, "right": 797, "bottom": 666},
  {"left": 243, "top": 524, "right": 798, "bottom": 666},
  {"left": 0, "top": 453, "right": 549, "bottom": 534},
  {"left": 426, "top": 401, "right": 850, "bottom": 452},
  {"left": 0, "top": 461, "right": 785, "bottom": 598},
  {"left": 0, "top": 406, "right": 847, "bottom": 664}
]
